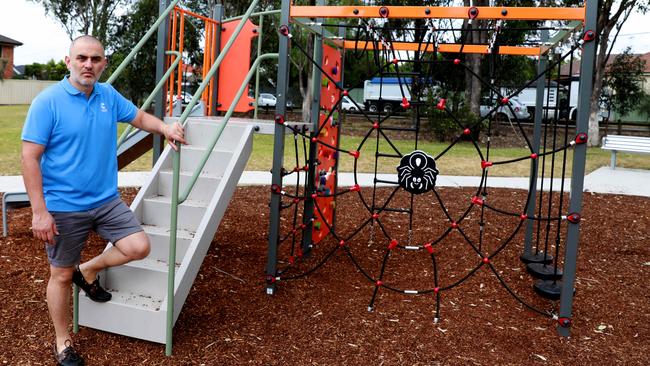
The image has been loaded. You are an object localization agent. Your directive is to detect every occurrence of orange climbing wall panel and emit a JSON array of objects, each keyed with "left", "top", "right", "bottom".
[
  {"left": 216, "top": 19, "right": 258, "bottom": 113},
  {"left": 312, "top": 44, "right": 342, "bottom": 244}
]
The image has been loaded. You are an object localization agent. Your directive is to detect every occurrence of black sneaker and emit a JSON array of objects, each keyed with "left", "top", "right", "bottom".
[
  {"left": 72, "top": 266, "right": 112, "bottom": 302},
  {"left": 53, "top": 340, "right": 84, "bottom": 366}
]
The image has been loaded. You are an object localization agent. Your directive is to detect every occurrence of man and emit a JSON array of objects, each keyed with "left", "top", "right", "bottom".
[{"left": 21, "top": 35, "right": 186, "bottom": 366}]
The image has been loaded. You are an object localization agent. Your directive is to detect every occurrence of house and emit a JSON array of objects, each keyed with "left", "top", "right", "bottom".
[{"left": 0, "top": 34, "right": 23, "bottom": 79}]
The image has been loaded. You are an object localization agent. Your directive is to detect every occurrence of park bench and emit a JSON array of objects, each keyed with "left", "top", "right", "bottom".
[
  {"left": 2, "top": 191, "right": 30, "bottom": 237},
  {"left": 601, "top": 135, "right": 650, "bottom": 169}
]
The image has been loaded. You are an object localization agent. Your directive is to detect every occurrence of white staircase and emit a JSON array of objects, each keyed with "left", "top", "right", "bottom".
[{"left": 78, "top": 118, "right": 254, "bottom": 343}]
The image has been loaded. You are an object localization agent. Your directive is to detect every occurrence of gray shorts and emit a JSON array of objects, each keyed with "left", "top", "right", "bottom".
[{"left": 46, "top": 197, "right": 143, "bottom": 267}]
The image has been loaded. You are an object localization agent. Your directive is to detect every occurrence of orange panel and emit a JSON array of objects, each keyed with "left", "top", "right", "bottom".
[
  {"left": 216, "top": 19, "right": 258, "bottom": 113},
  {"left": 291, "top": 6, "right": 585, "bottom": 21},
  {"left": 312, "top": 43, "right": 342, "bottom": 245},
  {"left": 343, "top": 40, "right": 541, "bottom": 56}
]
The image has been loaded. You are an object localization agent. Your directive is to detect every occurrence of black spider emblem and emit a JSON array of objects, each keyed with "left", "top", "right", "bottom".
[{"left": 397, "top": 150, "right": 439, "bottom": 195}]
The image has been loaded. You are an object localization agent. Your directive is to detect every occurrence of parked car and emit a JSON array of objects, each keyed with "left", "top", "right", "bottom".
[
  {"left": 341, "top": 96, "right": 359, "bottom": 112},
  {"left": 257, "top": 93, "right": 294, "bottom": 110},
  {"left": 479, "top": 97, "right": 531, "bottom": 121}
]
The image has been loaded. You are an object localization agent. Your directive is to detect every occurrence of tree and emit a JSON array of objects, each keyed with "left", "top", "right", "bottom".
[
  {"left": 31, "top": 0, "right": 133, "bottom": 46},
  {"left": 586, "top": 0, "right": 649, "bottom": 145},
  {"left": 24, "top": 60, "right": 68, "bottom": 80},
  {"left": 601, "top": 48, "right": 647, "bottom": 117}
]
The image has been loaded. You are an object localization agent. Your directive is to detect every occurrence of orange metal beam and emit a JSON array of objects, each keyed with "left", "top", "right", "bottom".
[
  {"left": 343, "top": 40, "right": 541, "bottom": 56},
  {"left": 291, "top": 6, "right": 585, "bottom": 21}
]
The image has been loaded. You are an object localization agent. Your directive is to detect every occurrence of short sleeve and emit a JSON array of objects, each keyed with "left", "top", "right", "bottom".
[
  {"left": 110, "top": 85, "right": 139, "bottom": 123},
  {"left": 22, "top": 95, "right": 54, "bottom": 146}
]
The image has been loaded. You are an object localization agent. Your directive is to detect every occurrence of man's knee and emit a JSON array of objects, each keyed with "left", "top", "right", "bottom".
[
  {"left": 49, "top": 265, "right": 74, "bottom": 285},
  {"left": 116, "top": 232, "right": 150, "bottom": 260}
]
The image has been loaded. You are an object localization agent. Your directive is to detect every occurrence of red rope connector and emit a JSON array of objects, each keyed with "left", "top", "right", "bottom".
[
  {"left": 574, "top": 133, "right": 588, "bottom": 144},
  {"left": 266, "top": 275, "right": 277, "bottom": 283},
  {"left": 349, "top": 184, "right": 361, "bottom": 192},
  {"left": 501, "top": 97, "right": 509, "bottom": 105},
  {"left": 271, "top": 184, "right": 281, "bottom": 194},
  {"left": 481, "top": 160, "right": 493, "bottom": 169},
  {"left": 463, "top": 128, "right": 471, "bottom": 135},
  {"left": 311, "top": 137, "right": 318, "bottom": 143},
  {"left": 274, "top": 114, "right": 285, "bottom": 125},
  {"left": 311, "top": 193, "right": 318, "bottom": 199},
  {"left": 388, "top": 239, "right": 398, "bottom": 250},
  {"left": 482, "top": 257, "right": 490, "bottom": 264},
  {"left": 582, "top": 30, "right": 596, "bottom": 42},
  {"left": 379, "top": 6, "right": 389, "bottom": 18},
  {"left": 436, "top": 98, "right": 446, "bottom": 110},
  {"left": 558, "top": 317, "right": 572, "bottom": 327},
  {"left": 373, "top": 122, "right": 379, "bottom": 129},
  {"left": 372, "top": 213, "right": 379, "bottom": 220},
  {"left": 567, "top": 212, "right": 581, "bottom": 224},
  {"left": 453, "top": 58, "right": 461, "bottom": 65},
  {"left": 279, "top": 25, "right": 290, "bottom": 37},
  {"left": 520, "top": 213, "right": 528, "bottom": 221},
  {"left": 401, "top": 97, "right": 410, "bottom": 109},
  {"left": 471, "top": 196, "right": 484, "bottom": 206},
  {"left": 293, "top": 198, "right": 300, "bottom": 204},
  {"left": 434, "top": 287, "right": 440, "bottom": 293},
  {"left": 468, "top": 6, "right": 479, "bottom": 19},
  {"left": 339, "top": 240, "right": 345, "bottom": 247},
  {"left": 450, "top": 221, "right": 458, "bottom": 229},
  {"left": 376, "top": 280, "right": 383, "bottom": 287},
  {"left": 392, "top": 58, "right": 399, "bottom": 65},
  {"left": 424, "top": 243, "right": 434, "bottom": 254},
  {"left": 349, "top": 150, "right": 360, "bottom": 159},
  {"left": 288, "top": 256, "right": 295, "bottom": 264},
  {"left": 530, "top": 153, "right": 538, "bottom": 159}
]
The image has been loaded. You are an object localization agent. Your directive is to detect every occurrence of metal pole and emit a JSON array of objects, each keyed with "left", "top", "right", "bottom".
[
  {"left": 300, "top": 0, "right": 325, "bottom": 255},
  {"left": 522, "top": 29, "right": 548, "bottom": 263},
  {"left": 211, "top": 4, "right": 223, "bottom": 115},
  {"left": 153, "top": 0, "right": 173, "bottom": 165},
  {"left": 557, "top": 0, "right": 598, "bottom": 337},
  {"left": 165, "top": 143, "right": 180, "bottom": 356},
  {"left": 266, "top": 0, "right": 291, "bottom": 295},
  {"left": 254, "top": 14, "right": 264, "bottom": 120}
]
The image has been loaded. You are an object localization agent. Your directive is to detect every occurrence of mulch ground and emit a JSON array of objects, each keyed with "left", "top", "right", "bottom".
[{"left": 1, "top": 186, "right": 649, "bottom": 365}]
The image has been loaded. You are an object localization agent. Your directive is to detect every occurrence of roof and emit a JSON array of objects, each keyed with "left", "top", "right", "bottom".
[
  {"left": 0, "top": 34, "right": 22, "bottom": 46},
  {"left": 561, "top": 51, "right": 650, "bottom": 75}
]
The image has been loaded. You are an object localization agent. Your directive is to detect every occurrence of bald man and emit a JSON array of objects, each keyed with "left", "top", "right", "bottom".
[{"left": 21, "top": 35, "right": 186, "bottom": 366}]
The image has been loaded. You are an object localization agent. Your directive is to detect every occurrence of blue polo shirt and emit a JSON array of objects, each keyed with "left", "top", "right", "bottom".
[{"left": 22, "top": 76, "right": 138, "bottom": 212}]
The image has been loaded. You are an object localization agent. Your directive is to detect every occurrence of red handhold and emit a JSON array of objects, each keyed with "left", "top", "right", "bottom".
[
  {"left": 349, "top": 184, "right": 361, "bottom": 192},
  {"left": 583, "top": 30, "right": 595, "bottom": 42},
  {"left": 275, "top": 114, "right": 285, "bottom": 125},
  {"left": 558, "top": 317, "right": 572, "bottom": 327},
  {"left": 453, "top": 58, "right": 461, "bottom": 65},
  {"left": 468, "top": 6, "right": 479, "bottom": 19},
  {"left": 463, "top": 128, "right": 471, "bottom": 135},
  {"left": 530, "top": 153, "right": 538, "bottom": 159},
  {"left": 575, "top": 133, "right": 588, "bottom": 144},
  {"left": 436, "top": 98, "right": 446, "bottom": 110},
  {"left": 424, "top": 243, "right": 434, "bottom": 254},
  {"left": 379, "top": 6, "right": 389, "bottom": 18},
  {"left": 388, "top": 239, "right": 398, "bottom": 250},
  {"left": 482, "top": 257, "right": 490, "bottom": 264},
  {"left": 349, "top": 150, "right": 360, "bottom": 159},
  {"left": 567, "top": 212, "right": 581, "bottom": 223},
  {"left": 481, "top": 160, "right": 493, "bottom": 169},
  {"left": 471, "top": 196, "right": 484, "bottom": 206}
]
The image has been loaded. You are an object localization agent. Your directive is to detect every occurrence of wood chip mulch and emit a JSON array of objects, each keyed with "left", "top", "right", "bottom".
[{"left": 0, "top": 186, "right": 648, "bottom": 365}]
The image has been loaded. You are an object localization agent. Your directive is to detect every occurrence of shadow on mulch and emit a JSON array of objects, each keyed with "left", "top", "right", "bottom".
[{"left": 0, "top": 186, "right": 648, "bottom": 365}]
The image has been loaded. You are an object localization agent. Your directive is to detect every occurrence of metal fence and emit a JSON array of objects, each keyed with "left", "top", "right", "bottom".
[{"left": 0, "top": 79, "right": 56, "bottom": 105}]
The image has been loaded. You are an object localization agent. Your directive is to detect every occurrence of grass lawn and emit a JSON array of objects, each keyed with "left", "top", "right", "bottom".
[{"left": 2, "top": 105, "right": 648, "bottom": 176}]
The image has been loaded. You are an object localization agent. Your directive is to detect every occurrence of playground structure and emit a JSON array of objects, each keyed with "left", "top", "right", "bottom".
[{"left": 44, "top": 0, "right": 597, "bottom": 356}]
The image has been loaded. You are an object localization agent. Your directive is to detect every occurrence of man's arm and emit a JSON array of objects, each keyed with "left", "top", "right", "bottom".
[
  {"left": 21, "top": 141, "right": 58, "bottom": 243},
  {"left": 130, "top": 110, "right": 186, "bottom": 151}
]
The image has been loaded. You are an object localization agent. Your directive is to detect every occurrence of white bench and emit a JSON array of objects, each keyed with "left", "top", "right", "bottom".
[
  {"left": 601, "top": 135, "right": 650, "bottom": 169},
  {"left": 2, "top": 191, "right": 30, "bottom": 237}
]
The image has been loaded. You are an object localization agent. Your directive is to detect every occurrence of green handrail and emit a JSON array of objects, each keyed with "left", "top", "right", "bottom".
[
  {"left": 117, "top": 51, "right": 182, "bottom": 148},
  {"left": 166, "top": 0, "right": 261, "bottom": 356}
]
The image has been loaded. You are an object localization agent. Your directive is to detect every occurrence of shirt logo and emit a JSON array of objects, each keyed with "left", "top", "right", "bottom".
[{"left": 100, "top": 102, "right": 108, "bottom": 112}]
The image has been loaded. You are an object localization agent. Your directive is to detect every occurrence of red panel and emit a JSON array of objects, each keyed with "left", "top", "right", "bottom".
[
  {"left": 312, "top": 44, "right": 342, "bottom": 244},
  {"left": 217, "top": 19, "right": 258, "bottom": 113}
]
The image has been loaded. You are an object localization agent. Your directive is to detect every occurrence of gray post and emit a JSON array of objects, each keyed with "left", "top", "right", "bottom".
[
  {"left": 522, "top": 29, "right": 548, "bottom": 263},
  {"left": 211, "top": 5, "right": 223, "bottom": 115},
  {"left": 153, "top": 0, "right": 171, "bottom": 165},
  {"left": 266, "top": 0, "right": 292, "bottom": 295},
  {"left": 557, "top": 0, "right": 598, "bottom": 337},
  {"left": 300, "top": 0, "right": 326, "bottom": 255}
]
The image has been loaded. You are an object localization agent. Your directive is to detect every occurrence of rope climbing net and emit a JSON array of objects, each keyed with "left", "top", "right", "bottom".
[{"left": 266, "top": 2, "right": 597, "bottom": 331}]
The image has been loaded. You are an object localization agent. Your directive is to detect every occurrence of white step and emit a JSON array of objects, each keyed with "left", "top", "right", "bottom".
[
  {"left": 141, "top": 196, "right": 207, "bottom": 232},
  {"left": 185, "top": 121, "right": 249, "bottom": 149},
  {"left": 157, "top": 169, "right": 221, "bottom": 202},
  {"left": 141, "top": 224, "right": 194, "bottom": 264}
]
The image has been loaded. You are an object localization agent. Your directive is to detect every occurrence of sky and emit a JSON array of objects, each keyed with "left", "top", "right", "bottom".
[{"left": 0, "top": 0, "right": 649, "bottom": 66}]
